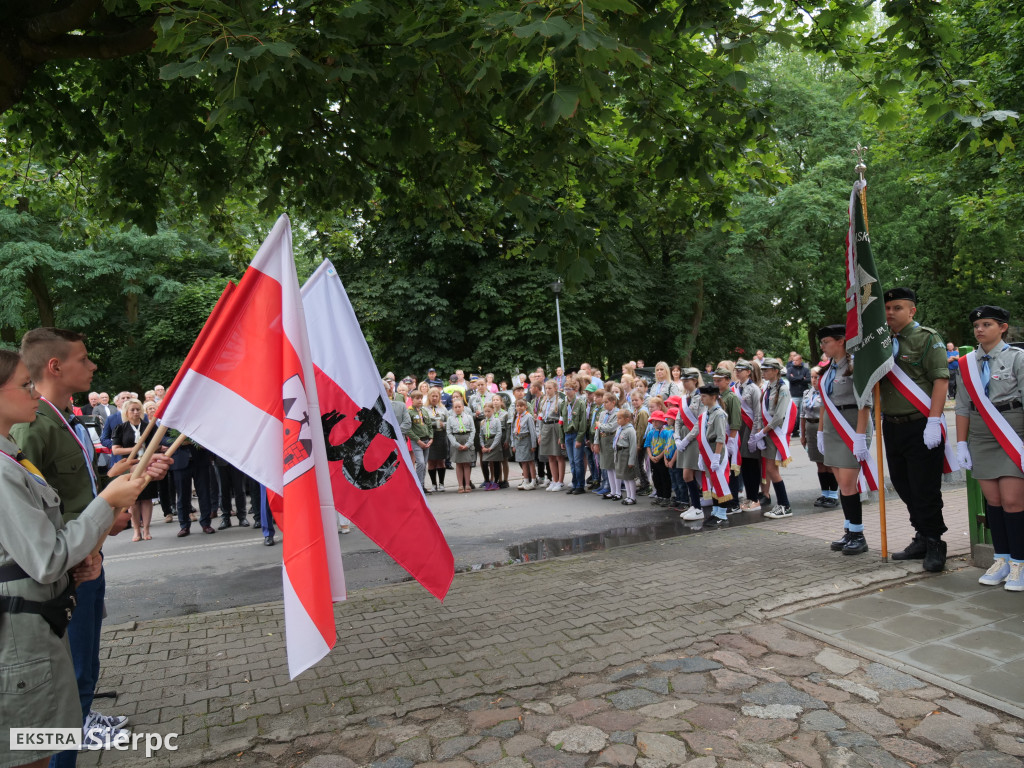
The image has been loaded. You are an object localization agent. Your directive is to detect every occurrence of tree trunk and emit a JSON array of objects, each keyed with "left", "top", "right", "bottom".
[
  {"left": 679, "top": 276, "right": 704, "bottom": 366},
  {"left": 25, "top": 267, "right": 55, "bottom": 326}
]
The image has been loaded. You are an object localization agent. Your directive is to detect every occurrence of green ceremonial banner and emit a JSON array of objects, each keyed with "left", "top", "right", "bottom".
[{"left": 844, "top": 179, "right": 893, "bottom": 409}]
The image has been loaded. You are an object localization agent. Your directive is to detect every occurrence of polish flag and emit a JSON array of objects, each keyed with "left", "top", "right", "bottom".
[
  {"left": 160, "top": 216, "right": 346, "bottom": 678},
  {"left": 302, "top": 260, "right": 454, "bottom": 600}
]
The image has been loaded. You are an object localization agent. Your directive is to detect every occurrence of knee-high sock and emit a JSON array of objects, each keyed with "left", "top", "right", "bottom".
[
  {"left": 481, "top": 462, "right": 491, "bottom": 482},
  {"left": 606, "top": 469, "right": 618, "bottom": 494},
  {"left": 1001, "top": 508, "right": 1024, "bottom": 560},
  {"left": 624, "top": 480, "right": 637, "bottom": 501},
  {"left": 773, "top": 481, "right": 790, "bottom": 508},
  {"left": 817, "top": 472, "right": 831, "bottom": 491},
  {"left": 986, "top": 504, "right": 1009, "bottom": 557},
  {"left": 825, "top": 473, "right": 838, "bottom": 491},
  {"left": 840, "top": 492, "right": 863, "bottom": 532},
  {"left": 428, "top": 469, "right": 437, "bottom": 485},
  {"left": 437, "top": 468, "right": 446, "bottom": 486},
  {"left": 687, "top": 479, "right": 701, "bottom": 507}
]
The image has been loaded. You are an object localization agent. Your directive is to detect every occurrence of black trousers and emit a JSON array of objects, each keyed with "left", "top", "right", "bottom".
[
  {"left": 650, "top": 460, "right": 671, "bottom": 498},
  {"left": 882, "top": 417, "right": 947, "bottom": 538},
  {"left": 217, "top": 463, "right": 249, "bottom": 520},
  {"left": 175, "top": 450, "right": 215, "bottom": 529}
]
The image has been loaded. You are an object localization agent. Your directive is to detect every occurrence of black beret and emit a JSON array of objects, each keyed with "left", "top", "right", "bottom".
[
  {"left": 969, "top": 305, "right": 1010, "bottom": 324},
  {"left": 697, "top": 384, "right": 719, "bottom": 396},
  {"left": 817, "top": 324, "right": 847, "bottom": 341},
  {"left": 884, "top": 286, "right": 917, "bottom": 303}
]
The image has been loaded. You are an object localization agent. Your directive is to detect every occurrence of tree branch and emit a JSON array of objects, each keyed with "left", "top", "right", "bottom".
[
  {"left": 21, "top": 21, "right": 156, "bottom": 63},
  {"left": 22, "top": 0, "right": 105, "bottom": 42}
]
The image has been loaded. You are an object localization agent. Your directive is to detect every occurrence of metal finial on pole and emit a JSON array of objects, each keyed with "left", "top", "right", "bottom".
[{"left": 852, "top": 143, "right": 868, "bottom": 181}]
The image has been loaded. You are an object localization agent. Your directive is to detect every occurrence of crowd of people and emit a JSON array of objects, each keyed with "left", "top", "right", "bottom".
[{"left": 3, "top": 287, "right": 1024, "bottom": 768}]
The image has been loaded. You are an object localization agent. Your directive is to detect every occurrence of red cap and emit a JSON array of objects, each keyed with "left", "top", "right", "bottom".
[
  {"left": 666, "top": 408, "right": 680, "bottom": 420},
  {"left": 664, "top": 395, "right": 682, "bottom": 406},
  {"left": 649, "top": 410, "right": 667, "bottom": 423}
]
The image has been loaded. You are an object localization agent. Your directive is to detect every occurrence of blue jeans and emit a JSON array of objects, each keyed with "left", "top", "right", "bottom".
[
  {"left": 564, "top": 433, "right": 585, "bottom": 489},
  {"left": 50, "top": 566, "right": 106, "bottom": 768},
  {"left": 585, "top": 444, "right": 599, "bottom": 481},
  {"left": 669, "top": 467, "right": 686, "bottom": 503}
]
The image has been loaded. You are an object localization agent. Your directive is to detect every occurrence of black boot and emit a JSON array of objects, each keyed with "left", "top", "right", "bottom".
[
  {"left": 891, "top": 534, "right": 927, "bottom": 560},
  {"left": 923, "top": 538, "right": 947, "bottom": 572},
  {"left": 842, "top": 532, "right": 869, "bottom": 555},
  {"left": 831, "top": 531, "right": 852, "bottom": 552}
]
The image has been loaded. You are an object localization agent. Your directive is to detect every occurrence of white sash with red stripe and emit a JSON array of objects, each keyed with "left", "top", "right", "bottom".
[
  {"left": 762, "top": 386, "right": 797, "bottom": 465},
  {"left": 958, "top": 351, "right": 1024, "bottom": 468},
  {"left": 698, "top": 411, "right": 731, "bottom": 500},
  {"left": 679, "top": 395, "right": 698, "bottom": 432},
  {"left": 739, "top": 389, "right": 754, "bottom": 431},
  {"left": 818, "top": 379, "right": 878, "bottom": 491},
  {"left": 885, "top": 365, "right": 957, "bottom": 474}
]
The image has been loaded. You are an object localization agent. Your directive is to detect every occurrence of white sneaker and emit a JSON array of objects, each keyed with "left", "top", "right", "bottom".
[
  {"left": 538, "top": 478, "right": 550, "bottom": 488},
  {"left": 548, "top": 482, "right": 563, "bottom": 492},
  {"left": 1005, "top": 561, "right": 1024, "bottom": 592},
  {"left": 526, "top": 480, "right": 537, "bottom": 490},
  {"left": 680, "top": 506, "right": 705, "bottom": 521},
  {"left": 763, "top": 505, "right": 793, "bottom": 519},
  {"left": 517, "top": 480, "right": 527, "bottom": 490},
  {"left": 979, "top": 558, "right": 1010, "bottom": 585}
]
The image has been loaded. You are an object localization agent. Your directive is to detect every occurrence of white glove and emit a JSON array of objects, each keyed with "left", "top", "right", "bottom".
[
  {"left": 923, "top": 417, "right": 944, "bottom": 449},
  {"left": 710, "top": 454, "right": 722, "bottom": 472},
  {"left": 756, "top": 437, "right": 767, "bottom": 451},
  {"left": 753, "top": 429, "right": 766, "bottom": 442},
  {"left": 852, "top": 433, "right": 870, "bottom": 462},
  {"left": 697, "top": 456, "right": 706, "bottom": 472},
  {"left": 816, "top": 431, "right": 826, "bottom": 456},
  {"left": 727, "top": 435, "right": 738, "bottom": 457},
  {"left": 957, "top": 440, "right": 973, "bottom": 470},
  {"left": 680, "top": 436, "right": 692, "bottom": 451},
  {"left": 747, "top": 435, "right": 759, "bottom": 452}
]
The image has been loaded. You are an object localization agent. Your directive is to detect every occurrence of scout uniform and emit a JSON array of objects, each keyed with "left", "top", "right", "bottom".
[
  {"left": 425, "top": 403, "right": 449, "bottom": 462},
  {"left": 612, "top": 420, "right": 638, "bottom": 481},
  {"left": 512, "top": 409, "right": 538, "bottom": 463},
  {"left": 821, "top": 355, "right": 873, "bottom": 470},
  {"left": 408, "top": 404, "right": 433, "bottom": 489},
  {"left": 561, "top": 394, "right": 588, "bottom": 493},
  {"left": 478, "top": 415, "right": 504, "bottom": 463},
  {"left": 446, "top": 410, "right": 476, "bottom": 463},
  {"left": 759, "top": 376, "right": 793, "bottom": 463},
  {"left": 536, "top": 395, "right": 563, "bottom": 458},
  {"left": 596, "top": 406, "right": 619, "bottom": 471},
  {"left": 879, "top": 287, "right": 950, "bottom": 566}
]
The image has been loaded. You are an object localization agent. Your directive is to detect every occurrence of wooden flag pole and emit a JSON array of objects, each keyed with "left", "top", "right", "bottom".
[
  {"left": 855, "top": 145, "right": 889, "bottom": 560},
  {"left": 125, "top": 418, "right": 157, "bottom": 463}
]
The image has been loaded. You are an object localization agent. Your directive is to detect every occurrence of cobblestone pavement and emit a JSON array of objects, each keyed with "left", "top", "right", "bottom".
[{"left": 75, "top": 510, "right": 1024, "bottom": 768}]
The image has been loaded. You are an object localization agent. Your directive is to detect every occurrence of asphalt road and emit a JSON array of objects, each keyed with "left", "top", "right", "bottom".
[{"left": 100, "top": 436, "right": 852, "bottom": 625}]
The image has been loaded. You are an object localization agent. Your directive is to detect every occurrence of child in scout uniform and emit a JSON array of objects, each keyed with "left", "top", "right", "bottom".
[
  {"left": 612, "top": 408, "right": 638, "bottom": 504},
  {"left": 817, "top": 324, "right": 875, "bottom": 556},
  {"left": 880, "top": 286, "right": 950, "bottom": 571},
  {"left": 585, "top": 385, "right": 602, "bottom": 488},
  {"left": 955, "top": 305, "right": 1024, "bottom": 589},
  {"left": 644, "top": 410, "right": 672, "bottom": 505},
  {"left": 664, "top": 409, "right": 687, "bottom": 508},
  {"left": 512, "top": 398, "right": 538, "bottom": 490},
  {"left": 697, "top": 383, "right": 732, "bottom": 529},
  {"left": 478, "top": 402, "right": 504, "bottom": 490},
  {"left": 446, "top": 399, "right": 476, "bottom": 493},
  {"left": 800, "top": 367, "right": 838, "bottom": 508},
  {"left": 407, "top": 390, "right": 434, "bottom": 494},
  {"left": 536, "top": 380, "right": 565, "bottom": 491},
  {"left": 594, "top": 391, "right": 620, "bottom": 496},
  {"left": 490, "top": 394, "right": 511, "bottom": 489},
  {"left": 677, "top": 369, "right": 707, "bottom": 520},
  {"left": 632, "top": 393, "right": 652, "bottom": 495},
  {"left": 751, "top": 358, "right": 795, "bottom": 519},
  {"left": 735, "top": 360, "right": 766, "bottom": 511},
  {"left": 561, "top": 380, "right": 588, "bottom": 494},
  {"left": 469, "top": 378, "right": 493, "bottom": 489},
  {"left": 712, "top": 367, "right": 743, "bottom": 513}
]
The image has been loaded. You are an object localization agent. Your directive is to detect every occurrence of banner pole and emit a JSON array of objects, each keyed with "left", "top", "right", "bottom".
[{"left": 855, "top": 148, "right": 888, "bottom": 560}]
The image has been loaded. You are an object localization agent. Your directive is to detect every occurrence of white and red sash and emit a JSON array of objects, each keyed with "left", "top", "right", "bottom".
[
  {"left": 818, "top": 379, "right": 878, "bottom": 491},
  {"left": 885, "top": 365, "right": 957, "bottom": 474},
  {"left": 762, "top": 386, "right": 798, "bottom": 465},
  {"left": 959, "top": 351, "right": 1024, "bottom": 469},
  {"left": 739, "top": 394, "right": 755, "bottom": 431},
  {"left": 679, "top": 394, "right": 698, "bottom": 432},
  {"left": 697, "top": 410, "right": 731, "bottom": 500}
]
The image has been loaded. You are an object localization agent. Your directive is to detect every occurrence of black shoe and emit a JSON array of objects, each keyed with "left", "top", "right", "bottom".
[
  {"left": 813, "top": 495, "right": 828, "bottom": 507},
  {"left": 622, "top": 498, "right": 636, "bottom": 505},
  {"left": 238, "top": 519, "right": 251, "bottom": 527},
  {"left": 831, "top": 531, "right": 853, "bottom": 552},
  {"left": 820, "top": 497, "right": 839, "bottom": 509},
  {"left": 702, "top": 516, "right": 729, "bottom": 530},
  {"left": 842, "top": 532, "right": 869, "bottom": 555},
  {"left": 603, "top": 494, "right": 621, "bottom": 500},
  {"left": 264, "top": 535, "right": 275, "bottom": 546},
  {"left": 566, "top": 486, "right": 577, "bottom": 494},
  {"left": 498, "top": 481, "right": 509, "bottom": 489},
  {"left": 923, "top": 537, "right": 947, "bottom": 572},
  {"left": 891, "top": 534, "right": 927, "bottom": 560},
  {"left": 202, "top": 525, "right": 216, "bottom": 534},
  {"left": 176, "top": 528, "right": 190, "bottom": 538},
  {"left": 573, "top": 488, "right": 587, "bottom": 495},
  {"left": 218, "top": 519, "right": 232, "bottom": 530},
  {"left": 758, "top": 495, "right": 772, "bottom": 507}
]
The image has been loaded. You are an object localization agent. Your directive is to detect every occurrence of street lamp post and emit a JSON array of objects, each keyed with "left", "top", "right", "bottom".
[{"left": 549, "top": 279, "right": 565, "bottom": 373}]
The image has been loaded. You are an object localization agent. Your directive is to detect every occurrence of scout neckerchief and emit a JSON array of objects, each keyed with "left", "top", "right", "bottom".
[
  {"left": 40, "top": 396, "right": 97, "bottom": 496},
  {"left": 817, "top": 366, "right": 878, "bottom": 492},
  {"left": 959, "top": 346, "right": 1024, "bottom": 469},
  {"left": 697, "top": 407, "right": 731, "bottom": 501},
  {"left": 565, "top": 398, "right": 573, "bottom": 427},
  {"left": 454, "top": 413, "right": 466, "bottom": 432},
  {"left": 760, "top": 382, "right": 797, "bottom": 466},
  {"left": 885, "top": 359, "right": 957, "bottom": 474},
  {"left": 613, "top": 424, "right": 623, "bottom": 449},
  {"left": 542, "top": 396, "right": 556, "bottom": 420},
  {"left": 515, "top": 411, "right": 527, "bottom": 435},
  {"left": 651, "top": 380, "right": 668, "bottom": 398},
  {"left": 0, "top": 447, "right": 47, "bottom": 486}
]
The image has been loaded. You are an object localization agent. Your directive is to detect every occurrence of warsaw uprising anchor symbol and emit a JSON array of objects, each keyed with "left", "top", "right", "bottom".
[{"left": 322, "top": 396, "right": 399, "bottom": 490}]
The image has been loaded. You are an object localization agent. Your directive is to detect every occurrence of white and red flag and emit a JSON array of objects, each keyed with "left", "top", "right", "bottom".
[
  {"left": 302, "top": 260, "right": 454, "bottom": 600},
  {"left": 160, "top": 215, "right": 346, "bottom": 678}
]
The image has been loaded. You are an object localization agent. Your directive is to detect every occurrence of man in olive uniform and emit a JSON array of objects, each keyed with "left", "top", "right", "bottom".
[
  {"left": 879, "top": 287, "right": 950, "bottom": 571},
  {"left": 712, "top": 368, "right": 743, "bottom": 512}
]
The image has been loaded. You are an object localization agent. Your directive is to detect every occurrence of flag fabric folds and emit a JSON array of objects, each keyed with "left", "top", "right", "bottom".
[
  {"left": 302, "top": 260, "right": 454, "bottom": 601},
  {"left": 160, "top": 215, "right": 346, "bottom": 679},
  {"left": 844, "top": 179, "right": 894, "bottom": 408}
]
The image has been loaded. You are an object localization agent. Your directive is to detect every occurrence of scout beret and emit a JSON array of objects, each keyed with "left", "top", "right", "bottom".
[
  {"left": 760, "top": 358, "right": 783, "bottom": 371},
  {"left": 969, "top": 305, "right": 1010, "bottom": 324},
  {"left": 698, "top": 384, "right": 719, "bottom": 396},
  {"left": 712, "top": 367, "right": 732, "bottom": 379},
  {"left": 817, "top": 324, "right": 847, "bottom": 341},
  {"left": 734, "top": 359, "right": 752, "bottom": 371},
  {"left": 884, "top": 286, "right": 917, "bottom": 303},
  {"left": 681, "top": 368, "right": 701, "bottom": 379},
  {"left": 649, "top": 410, "right": 667, "bottom": 423}
]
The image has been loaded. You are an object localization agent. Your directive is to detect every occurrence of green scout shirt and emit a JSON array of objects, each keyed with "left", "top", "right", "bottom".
[
  {"left": 720, "top": 391, "right": 742, "bottom": 433},
  {"left": 408, "top": 406, "right": 433, "bottom": 441},
  {"left": 879, "top": 323, "right": 950, "bottom": 415},
  {"left": 11, "top": 405, "right": 96, "bottom": 523}
]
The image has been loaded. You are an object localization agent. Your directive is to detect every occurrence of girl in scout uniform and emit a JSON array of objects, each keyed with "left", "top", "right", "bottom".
[
  {"left": 0, "top": 350, "right": 150, "bottom": 768},
  {"left": 490, "top": 394, "right": 511, "bottom": 489},
  {"left": 955, "top": 305, "right": 1024, "bottom": 590},
  {"left": 478, "top": 403, "right": 504, "bottom": 490},
  {"left": 632, "top": 392, "right": 652, "bottom": 495},
  {"left": 536, "top": 380, "right": 565, "bottom": 492},
  {"left": 800, "top": 368, "right": 838, "bottom": 509},
  {"left": 594, "top": 392, "right": 620, "bottom": 496},
  {"left": 677, "top": 369, "right": 707, "bottom": 520},
  {"left": 446, "top": 398, "right": 476, "bottom": 493},
  {"left": 697, "top": 383, "right": 732, "bottom": 529},
  {"left": 817, "top": 324, "right": 875, "bottom": 556},
  {"left": 735, "top": 360, "right": 766, "bottom": 511},
  {"left": 612, "top": 408, "right": 638, "bottom": 504},
  {"left": 752, "top": 358, "right": 794, "bottom": 519},
  {"left": 424, "top": 387, "right": 449, "bottom": 492},
  {"left": 407, "top": 390, "right": 434, "bottom": 494},
  {"left": 512, "top": 398, "right": 538, "bottom": 489}
]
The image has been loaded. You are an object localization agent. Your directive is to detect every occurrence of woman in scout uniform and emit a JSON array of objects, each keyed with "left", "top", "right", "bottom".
[
  {"left": 446, "top": 398, "right": 476, "bottom": 493},
  {"left": 0, "top": 350, "right": 149, "bottom": 768},
  {"left": 536, "top": 380, "right": 565, "bottom": 492},
  {"left": 955, "top": 305, "right": 1024, "bottom": 590},
  {"left": 697, "top": 383, "right": 731, "bottom": 529},
  {"left": 424, "top": 386, "right": 449, "bottom": 492},
  {"left": 676, "top": 368, "right": 707, "bottom": 520},
  {"left": 817, "top": 324, "right": 875, "bottom": 556},
  {"left": 612, "top": 408, "right": 638, "bottom": 505},
  {"left": 751, "top": 358, "right": 794, "bottom": 519},
  {"left": 407, "top": 390, "right": 434, "bottom": 494},
  {"left": 561, "top": 379, "right": 588, "bottom": 495},
  {"left": 735, "top": 360, "right": 765, "bottom": 511},
  {"left": 800, "top": 367, "right": 838, "bottom": 510},
  {"left": 512, "top": 398, "right": 538, "bottom": 489}
]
